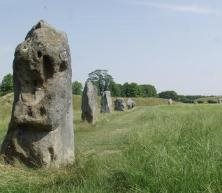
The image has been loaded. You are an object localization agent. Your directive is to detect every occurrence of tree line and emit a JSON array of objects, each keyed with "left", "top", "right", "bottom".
[
  {"left": 73, "top": 80, "right": 157, "bottom": 98},
  {"left": 72, "top": 70, "right": 209, "bottom": 103},
  {"left": 72, "top": 70, "right": 157, "bottom": 98},
  {"left": 0, "top": 71, "right": 208, "bottom": 103}
]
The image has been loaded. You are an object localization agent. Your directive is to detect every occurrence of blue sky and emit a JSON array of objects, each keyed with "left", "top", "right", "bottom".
[{"left": 1, "top": 0, "right": 222, "bottom": 95}]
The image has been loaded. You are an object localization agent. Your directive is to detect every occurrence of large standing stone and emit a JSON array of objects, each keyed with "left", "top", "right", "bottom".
[
  {"left": 1, "top": 20, "right": 74, "bottom": 167},
  {"left": 101, "top": 91, "right": 112, "bottom": 113},
  {"left": 114, "top": 98, "right": 126, "bottom": 111},
  {"left": 127, "top": 98, "right": 136, "bottom": 109},
  {"left": 81, "top": 81, "right": 98, "bottom": 124}
]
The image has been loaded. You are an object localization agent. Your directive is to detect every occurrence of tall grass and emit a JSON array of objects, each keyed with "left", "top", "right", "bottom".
[{"left": 1, "top": 94, "right": 222, "bottom": 192}]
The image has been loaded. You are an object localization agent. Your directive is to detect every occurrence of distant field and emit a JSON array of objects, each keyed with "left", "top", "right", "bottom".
[{"left": 1, "top": 94, "right": 222, "bottom": 192}]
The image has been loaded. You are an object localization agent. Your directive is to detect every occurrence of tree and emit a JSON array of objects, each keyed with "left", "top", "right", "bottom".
[
  {"left": 110, "top": 82, "right": 121, "bottom": 97},
  {"left": 158, "top": 91, "right": 178, "bottom": 101},
  {"left": 140, "top": 84, "right": 157, "bottom": 97},
  {"left": 72, "top": 81, "right": 83, "bottom": 95},
  {"left": 177, "top": 95, "right": 203, "bottom": 103},
  {"left": 0, "top": 73, "right": 13, "bottom": 96},
  {"left": 88, "top": 69, "right": 113, "bottom": 95},
  {"left": 121, "top": 82, "right": 141, "bottom": 97}
]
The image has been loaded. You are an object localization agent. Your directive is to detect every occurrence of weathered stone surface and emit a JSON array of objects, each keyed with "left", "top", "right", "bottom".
[
  {"left": 1, "top": 20, "right": 74, "bottom": 167},
  {"left": 114, "top": 98, "right": 126, "bottom": 111},
  {"left": 127, "top": 98, "right": 136, "bottom": 109},
  {"left": 81, "top": 80, "right": 98, "bottom": 124},
  {"left": 168, "top": 98, "right": 173, "bottom": 105},
  {"left": 101, "top": 91, "right": 112, "bottom": 113}
]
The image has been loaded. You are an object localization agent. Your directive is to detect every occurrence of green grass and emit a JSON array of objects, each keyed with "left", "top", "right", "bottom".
[{"left": 1, "top": 94, "right": 222, "bottom": 192}]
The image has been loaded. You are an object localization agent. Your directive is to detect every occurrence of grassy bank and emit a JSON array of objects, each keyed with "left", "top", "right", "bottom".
[{"left": 0, "top": 94, "right": 222, "bottom": 192}]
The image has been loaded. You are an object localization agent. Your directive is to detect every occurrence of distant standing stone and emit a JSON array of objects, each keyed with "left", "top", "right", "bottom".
[
  {"left": 168, "top": 98, "right": 173, "bottom": 105},
  {"left": 218, "top": 98, "right": 222, "bottom": 104},
  {"left": 1, "top": 20, "right": 74, "bottom": 167},
  {"left": 114, "top": 98, "right": 126, "bottom": 111},
  {"left": 101, "top": 91, "right": 112, "bottom": 113},
  {"left": 81, "top": 80, "right": 98, "bottom": 124},
  {"left": 127, "top": 98, "right": 136, "bottom": 109}
]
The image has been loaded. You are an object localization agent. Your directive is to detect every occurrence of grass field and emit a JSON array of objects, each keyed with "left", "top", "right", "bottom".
[{"left": 1, "top": 94, "right": 222, "bottom": 192}]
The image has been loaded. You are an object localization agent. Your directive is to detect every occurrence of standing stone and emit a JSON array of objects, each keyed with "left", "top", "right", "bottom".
[
  {"left": 218, "top": 98, "right": 222, "bottom": 104},
  {"left": 127, "top": 98, "right": 136, "bottom": 109},
  {"left": 1, "top": 20, "right": 74, "bottom": 167},
  {"left": 101, "top": 91, "right": 112, "bottom": 113},
  {"left": 168, "top": 98, "right": 173, "bottom": 105},
  {"left": 114, "top": 98, "right": 126, "bottom": 111},
  {"left": 81, "top": 80, "right": 98, "bottom": 124}
]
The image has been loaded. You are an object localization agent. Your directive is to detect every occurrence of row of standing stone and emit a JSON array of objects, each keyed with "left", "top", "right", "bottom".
[
  {"left": 0, "top": 20, "right": 173, "bottom": 168},
  {"left": 81, "top": 80, "right": 136, "bottom": 124}
]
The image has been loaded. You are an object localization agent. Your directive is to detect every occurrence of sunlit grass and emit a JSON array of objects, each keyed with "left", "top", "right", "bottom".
[{"left": 1, "top": 94, "right": 222, "bottom": 192}]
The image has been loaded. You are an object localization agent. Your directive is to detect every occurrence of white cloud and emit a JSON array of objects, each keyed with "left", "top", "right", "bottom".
[{"left": 130, "top": 1, "right": 219, "bottom": 15}]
